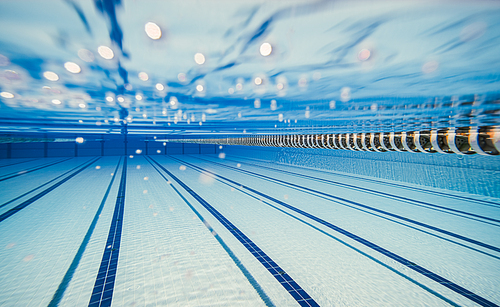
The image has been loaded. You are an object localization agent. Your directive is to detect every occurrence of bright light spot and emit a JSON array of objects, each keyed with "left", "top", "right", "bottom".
[
  {"left": 0, "top": 92, "right": 14, "bottom": 98},
  {"left": 228, "top": 88, "right": 234, "bottom": 94},
  {"left": 422, "top": 61, "right": 439, "bottom": 74},
  {"left": 340, "top": 87, "right": 351, "bottom": 102},
  {"left": 64, "top": 62, "right": 81, "bottom": 73},
  {"left": 218, "top": 152, "right": 226, "bottom": 159},
  {"left": 145, "top": 22, "right": 162, "bottom": 39},
  {"left": 156, "top": 83, "right": 165, "bottom": 91},
  {"left": 79, "top": 103, "right": 86, "bottom": 108},
  {"left": 124, "top": 83, "right": 133, "bottom": 90},
  {"left": 79, "top": 120, "right": 83, "bottom": 123},
  {"left": 305, "top": 108, "right": 310, "bottom": 118},
  {"left": 144, "top": 177, "right": 149, "bottom": 180},
  {"left": 138, "top": 72, "right": 149, "bottom": 81},
  {"left": 260, "top": 42, "right": 272, "bottom": 56},
  {"left": 98, "top": 46, "right": 114, "bottom": 59},
  {"left": 460, "top": 22, "right": 487, "bottom": 42},
  {"left": 298, "top": 77, "right": 307, "bottom": 87},
  {"left": 136, "top": 165, "right": 141, "bottom": 169},
  {"left": 163, "top": 142, "right": 166, "bottom": 146},
  {"left": 179, "top": 165, "right": 186, "bottom": 171},
  {"left": 199, "top": 172, "right": 215, "bottom": 186},
  {"left": 23, "top": 254, "right": 35, "bottom": 262},
  {"left": 236, "top": 83, "right": 243, "bottom": 91},
  {"left": 117, "top": 96, "right": 124, "bottom": 103},
  {"left": 329, "top": 100, "right": 336, "bottom": 109},
  {"left": 254, "top": 77, "right": 262, "bottom": 85},
  {"left": 284, "top": 194, "right": 289, "bottom": 200},
  {"left": 313, "top": 71, "right": 321, "bottom": 80},
  {"left": 75, "top": 137, "right": 84, "bottom": 143},
  {"left": 142, "top": 113, "right": 147, "bottom": 118},
  {"left": 278, "top": 113, "right": 283, "bottom": 122},
  {"left": 51, "top": 99, "right": 61, "bottom": 105},
  {"left": 96, "top": 106, "right": 101, "bottom": 111},
  {"left": 219, "top": 145, "right": 223, "bottom": 149},
  {"left": 370, "top": 103, "right": 378, "bottom": 111},
  {"left": 202, "top": 113, "right": 206, "bottom": 121},
  {"left": 270, "top": 100, "right": 277, "bottom": 111},
  {"left": 238, "top": 112, "right": 242, "bottom": 118},
  {"left": 237, "top": 163, "right": 241, "bottom": 168},
  {"left": 277, "top": 83, "right": 284, "bottom": 90},
  {"left": 177, "top": 73, "right": 186, "bottom": 82},
  {"left": 105, "top": 96, "right": 114, "bottom": 102},
  {"left": 206, "top": 108, "right": 217, "bottom": 114},
  {"left": 43, "top": 71, "right": 59, "bottom": 81},
  {"left": 95, "top": 166, "right": 101, "bottom": 170},
  {"left": 143, "top": 190, "right": 147, "bottom": 194},
  {"left": 194, "top": 53, "right": 205, "bottom": 65},
  {"left": 196, "top": 84, "right": 204, "bottom": 92},
  {"left": 169, "top": 96, "right": 178, "bottom": 106},
  {"left": 357, "top": 49, "right": 371, "bottom": 61},
  {"left": 78, "top": 49, "right": 94, "bottom": 62},
  {"left": 254, "top": 98, "right": 261, "bottom": 109},
  {"left": 157, "top": 150, "right": 161, "bottom": 153}
]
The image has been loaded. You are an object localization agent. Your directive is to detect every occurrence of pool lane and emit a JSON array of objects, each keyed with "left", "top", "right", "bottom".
[
  {"left": 192, "top": 155, "right": 500, "bottom": 252},
  {"left": 0, "top": 157, "right": 120, "bottom": 306},
  {"left": 148, "top": 156, "right": 319, "bottom": 307},
  {"left": 168, "top": 155, "right": 500, "bottom": 307},
  {"left": 0, "top": 158, "right": 72, "bottom": 182},
  {"left": 230, "top": 155, "right": 500, "bottom": 208},
  {"left": 0, "top": 158, "right": 37, "bottom": 168},
  {"left": 154, "top": 156, "right": 460, "bottom": 306}
]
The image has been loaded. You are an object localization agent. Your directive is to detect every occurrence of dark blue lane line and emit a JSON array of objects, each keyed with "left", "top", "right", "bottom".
[
  {"left": 189, "top": 156, "right": 500, "bottom": 254},
  {"left": 88, "top": 158, "right": 127, "bottom": 307},
  {"left": 170, "top": 156, "right": 500, "bottom": 307},
  {"left": 0, "top": 159, "right": 96, "bottom": 210},
  {"left": 48, "top": 157, "right": 122, "bottom": 307},
  {"left": 231, "top": 155, "right": 500, "bottom": 208},
  {"left": 149, "top": 157, "right": 319, "bottom": 307},
  {"left": 145, "top": 157, "right": 275, "bottom": 307},
  {"left": 0, "top": 158, "right": 37, "bottom": 168},
  {"left": 0, "top": 157, "right": 100, "bottom": 223},
  {"left": 168, "top": 157, "right": 460, "bottom": 307},
  {"left": 212, "top": 156, "right": 500, "bottom": 225},
  {"left": 0, "top": 157, "right": 73, "bottom": 182}
]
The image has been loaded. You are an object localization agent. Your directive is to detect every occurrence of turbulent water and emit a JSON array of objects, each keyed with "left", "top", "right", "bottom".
[{"left": 0, "top": 0, "right": 499, "bottom": 135}]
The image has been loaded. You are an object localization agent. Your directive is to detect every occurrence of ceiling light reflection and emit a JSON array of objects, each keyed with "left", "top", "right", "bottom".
[
  {"left": 98, "top": 46, "right": 114, "bottom": 59},
  {"left": 145, "top": 22, "right": 162, "bottom": 40},
  {"left": 194, "top": 53, "right": 205, "bottom": 65},
  {"left": 43, "top": 71, "right": 59, "bottom": 81},
  {"left": 64, "top": 62, "right": 81, "bottom": 73}
]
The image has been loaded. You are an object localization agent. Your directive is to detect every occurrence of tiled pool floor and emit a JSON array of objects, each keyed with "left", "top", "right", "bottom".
[{"left": 0, "top": 155, "right": 499, "bottom": 306}]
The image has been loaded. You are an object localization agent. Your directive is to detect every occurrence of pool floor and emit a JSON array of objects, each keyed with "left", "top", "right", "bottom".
[{"left": 0, "top": 155, "right": 499, "bottom": 306}]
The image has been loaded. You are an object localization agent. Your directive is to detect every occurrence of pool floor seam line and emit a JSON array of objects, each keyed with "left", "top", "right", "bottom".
[
  {"left": 230, "top": 155, "right": 500, "bottom": 207},
  {"left": 0, "top": 157, "right": 100, "bottom": 223},
  {"left": 47, "top": 156, "right": 122, "bottom": 307},
  {"left": 170, "top": 156, "right": 499, "bottom": 307},
  {"left": 144, "top": 156, "right": 275, "bottom": 307},
  {"left": 188, "top": 155, "right": 500, "bottom": 254},
  {"left": 208, "top": 155, "right": 500, "bottom": 224},
  {"left": 88, "top": 157, "right": 127, "bottom": 307},
  {"left": 0, "top": 157, "right": 73, "bottom": 182},
  {"left": 0, "top": 158, "right": 38, "bottom": 168},
  {"left": 149, "top": 156, "right": 320, "bottom": 307}
]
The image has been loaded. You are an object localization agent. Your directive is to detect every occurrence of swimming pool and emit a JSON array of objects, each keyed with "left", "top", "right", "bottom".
[{"left": 0, "top": 1, "right": 499, "bottom": 306}]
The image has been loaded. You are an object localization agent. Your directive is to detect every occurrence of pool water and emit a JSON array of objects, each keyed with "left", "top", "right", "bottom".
[{"left": 0, "top": 1, "right": 499, "bottom": 306}]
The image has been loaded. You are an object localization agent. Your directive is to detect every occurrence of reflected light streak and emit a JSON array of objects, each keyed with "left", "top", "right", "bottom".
[{"left": 0, "top": 91, "right": 14, "bottom": 98}]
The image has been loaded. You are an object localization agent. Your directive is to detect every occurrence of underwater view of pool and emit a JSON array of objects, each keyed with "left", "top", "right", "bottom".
[{"left": 0, "top": 1, "right": 499, "bottom": 306}]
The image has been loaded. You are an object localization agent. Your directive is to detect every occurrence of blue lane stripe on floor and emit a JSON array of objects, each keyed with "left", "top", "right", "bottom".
[
  {"left": 48, "top": 157, "right": 122, "bottom": 307},
  {"left": 231, "top": 155, "right": 500, "bottom": 207},
  {"left": 0, "top": 157, "right": 72, "bottom": 182},
  {"left": 172, "top": 157, "right": 499, "bottom": 307},
  {"left": 149, "top": 157, "right": 319, "bottom": 307},
  {"left": 213, "top": 156, "right": 500, "bottom": 225},
  {"left": 190, "top": 156, "right": 500, "bottom": 254},
  {"left": 0, "top": 157, "right": 100, "bottom": 223},
  {"left": 146, "top": 157, "right": 275, "bottom": 307},
  {"left": 88, "top": 158, "right": 127, "bottom": 307},
  {"left": 0, "top": 159, "right": 96, "bottom": 210}
]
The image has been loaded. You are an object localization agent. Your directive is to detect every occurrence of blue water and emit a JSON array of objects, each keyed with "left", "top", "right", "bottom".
[{"left": 0, "top": 1, "right": 499, "bottom": 306}]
